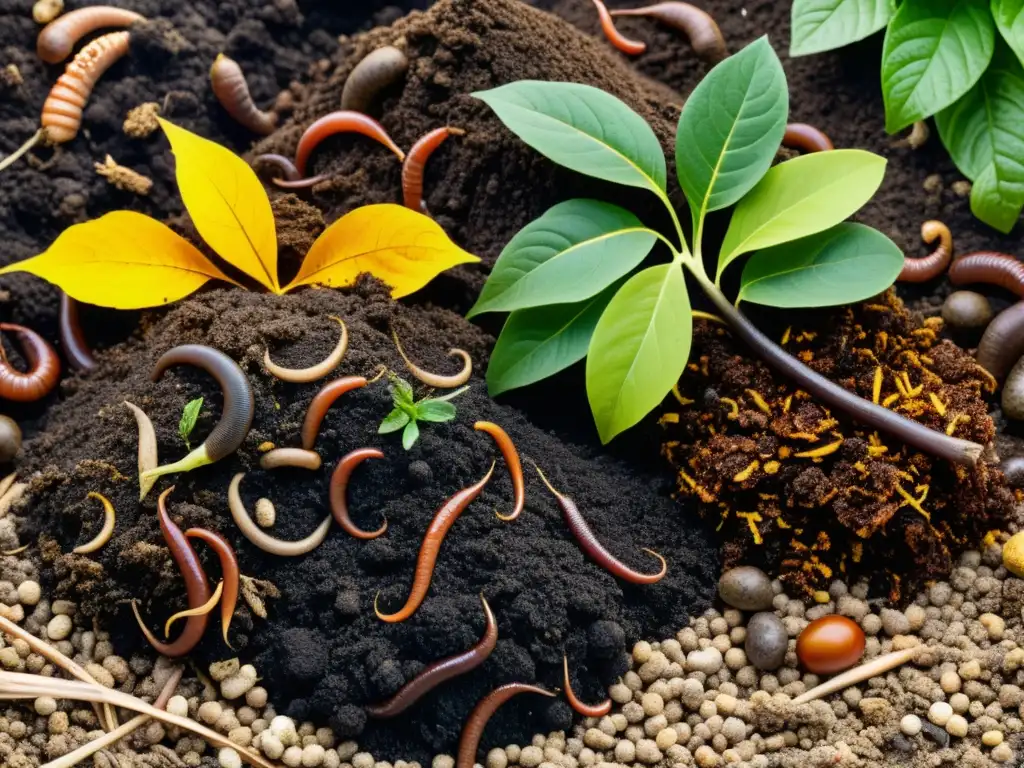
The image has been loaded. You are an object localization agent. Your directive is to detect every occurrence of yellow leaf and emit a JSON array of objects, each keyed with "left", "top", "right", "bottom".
[
  {"left": 285, "top": 204, "right": 480, "bottom": 298},
  {"left": 159, "top": 118, "right": 280, "bottom": 293},
  {"left": 0, "top": 212, "right": 237, "bottom": 309}
]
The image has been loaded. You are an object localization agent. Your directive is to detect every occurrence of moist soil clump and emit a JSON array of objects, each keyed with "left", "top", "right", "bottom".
[{"left": 18, "top": 285, "right": 718, "bottom": 761}]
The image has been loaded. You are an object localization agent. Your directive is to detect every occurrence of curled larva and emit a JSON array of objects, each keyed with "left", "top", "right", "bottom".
[{"left": 340, "top": 46, "right": 409, "bottom": 113}]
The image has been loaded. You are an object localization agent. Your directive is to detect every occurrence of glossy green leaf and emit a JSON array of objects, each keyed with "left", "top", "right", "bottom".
[
  {"left": 738, "top": 223, "right": 904, "bottom": 307},
  {"left": 586, "top": 265, "right": 691, "bottom": 444},
  {"left": 486, "top": 280, "right": 624, "bottom": 397},
  {"left": 881, "top": 0, "right": 994, "bottom": 132},
  {"left": 467, "top": 200, "right": 657, "bottom": 317},
  {"left": 416, "top": 400, "right": 457, "bottom": 422},
  {"left": 178, "top": 397, "right": 203, "bottom": 450},
  {"left": 790, "top": 0, "right": 894, "bottom": 56},
  {"left": 676, "top": 37, "right": 788, "bottom": 235},
  {"left": 993, "top": 0, "right": 1024, "bottom": 67},
  {"left": 472, "top": 81, "right": 667, "bottom": 194},
  {"left": 378, "top": 408, "right": 411, "bottom": 434},
  {"left": 402, "top": 420, "right": 420, "bottom": 450},
  {"left": 717, "top": 150, "right": 887, "bottom": 279}
]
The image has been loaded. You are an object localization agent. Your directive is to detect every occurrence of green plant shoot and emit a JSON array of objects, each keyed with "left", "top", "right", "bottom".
[
  {"left": 178, "top": 397, "right": 203, "bottom": 450},
  {"left": 378, "top": 374, "right": 466, "bottom": 450}
]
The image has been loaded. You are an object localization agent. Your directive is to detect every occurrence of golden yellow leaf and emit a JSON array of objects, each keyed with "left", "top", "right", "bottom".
[
  {"left": 285, "top": 204, "right": 480, "bottom": 298},
  {"left": 159, "top": 118, "right": 280, "bottom": 293},
  {"left": 0, "top": 211, "right": 237, "bottom": 309}
]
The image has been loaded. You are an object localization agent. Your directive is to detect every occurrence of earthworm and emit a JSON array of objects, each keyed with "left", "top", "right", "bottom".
[
  {"left": 300, "top": 375, "right": 368, "bottom": 450},
  {"left": 130, "top": 487, "right": 212, "bottom": 658},
  {"left": 252, "top": 153, "right": 300, "bottom": 182},
  {"left": 949, "top": 251, "right": 1024, "bottom": 298},
  {"left": 473, "top": 421, "right": 524, "bottom": 522},
  {"left": 184, "top": 527, "right": 240, "bottom": 648},
  {"left": 36, "top": 6, "right": 142, "bottom": 63},
  {"left": 562, "top": 655, "right": 612, "bottom": 717},
  {"left": 781, "top": 123, "right": 833, "bottom": 153},
  {"left": 210, "top": 54, "right": 276, "bottom": 135},
  {"left": 259, "top": 448, "right": 322, "bottom": 471},
  {"left": 340, "top": 46, "right": 409, "bottom": 113},
  {"left": 534, "top": 465, "right": 667, "bottom": 584},
  {"left": 59, "top": 293, "right": 95, "bottom": 371},
  {"left": 228, "top": 473, "right": 331, "bottom": 556},
  {"left": 367, "top": 594, "right": 498, "bottom": 718},
  {"left": 375, "top": 462, "right": 495, "bottom": 623},
  {"left": 393, "top": 331, "right": 472, "bottom": 389},
  {"left": 403, "top": 127, "right": 465, "bottom": 212},
  {"left": 329, "top": 448, "right": 388, "bottom": 540},
  {"left": 72, "top": 492, "right": 115, "bottom": 554},
  {"left": 611, "top": 2, "right": 727, "bottom": 63},
  {"left": 593, "top": 0, "right": 646, "bottom": 55},
  {"left": 457, "top": 683, "right": 556, "bottom": 768},
  {"left": 269, "top": 174, "right": 331, "bottom": 190},
  {"left": 0, "top": 323, "right": 60, "bottom": 402},
  {"left": 165, "top": 580, "right": 223, "bottom": 639},
  {"left": 899, "top": 220, "right": 953, "bottom": 283},
  {"left": 1003, "top": 356, "right": 1024, "bottom": 420},
  {"left": 294, "top": 111, "right": 405, "bottom": 177},
  {"left": 144, "top": 346, "right": 254, "bottom": 480},
  {"left": 791, "top": 646, "right": 922, "bottom": 705},
  {"left": 264, "top": 316, "right": 348, "bottom": 383},
  {"left": 124, "top": 401, "right": 158, "bottom": 500}
]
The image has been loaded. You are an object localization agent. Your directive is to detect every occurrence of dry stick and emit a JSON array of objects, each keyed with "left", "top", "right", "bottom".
[{"left": 790, "top": 646, "right": 922, "bottom": 705}]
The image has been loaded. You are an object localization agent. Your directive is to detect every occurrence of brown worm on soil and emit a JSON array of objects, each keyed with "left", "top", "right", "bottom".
[
  {"left": 781, "top": 123, "right": 833, "bottom": 153},
  {"left": 270, "top": 173, "right": 331, "bottom": 190},
  {"left": 184, "top": 527, "right": 240, "bottom": 648},
  {"left": 264, "top": 316, "right": 348, "bottom": 383},
  {"left": 393, "top": 331, "right": 472, "bottom": 389},
  {"left": 473, "top": 421, "right": 524, "bottom": 521},
  {"left": 457, "top": 683, "right": 557, "bottom": 768},
  {"left": 611, "top": 2, "right": 727, "bottom": 63},
  {"left": 367, "top": 594, "right": 498, "bottom": 718},
  {"left": 329, "top": 448, "right": 388, "bottom": 540},
  {"left": 124, "top": 401, "right": 158, "bottom": 500},
  {"left": 301, "top": 375, "right": 369, "bottom": 450},
  {"left": 534, "top": 464, "right": 667, "bottom": 584},
  {"left": 228, "top": 473, "right": 332, "bottom": 557},
  {"left": 294, "top": 111, "right": 405, "bottom": 177},
  {"left": 252, "top": 153, "right": 300, "bottom": 183},
  {"left": 340, "top": 46, "right": 409, "bottom": 113},
  {"left": 403, "top": 126, "right": 465, "bottom": 213},
  {"left": 563, "top": 655, "right": 612, "bottom": 717},
  {"left": 72, "top": 492, "right": 115, "bottom": 554},
  {"left": 375, "top": 462, "right": 495, "bottom": 623},
  {"left": 898, "top": 220, "right": 953, "bottom": 283},
  {"left": 948, "top": 250, "right": 1024, "bottom": 298},
  {"left": 259, "top": 447, "right": 322, "bottom": 471},
  {"left": 36, "top": 6, "right": 142, "bottom": 63},
  {"left": 0, "top": 323, "right": 60, "bottom": 402},
  {"left": 210, "top": 54, "right": 277, "bottom": 135},
  {"left": 593, "top": 0, "right": 646, "bottom": 55},
  {"left": 59, "top": 293, "right": 95, "bottom": 371}
]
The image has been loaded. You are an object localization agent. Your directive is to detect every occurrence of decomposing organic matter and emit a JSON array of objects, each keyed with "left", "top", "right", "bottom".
[
  {"left": 341, "top": 46, "right": 409, "bottom": 113},
  {"left": 562, "top": 655, "right": 612, "bottom": 717},
  {"left": 184, "top": 527, "right": 240, "bottom": 647},
  {"left": 210, "top": 54, "right": 276, "bottom": 135},
  {"left": 592, "top": 0, "right": 646, "bottom": 55},
  {"left": 330, "top": 448, "right": 388, "bottom": 540},
  {"left": 264, "top": 316, "right": 348, "bottom": 383},
  {"left": 403, "top": 127, "right": 465, "bottom": 213},
  {"left": 72, "top": 492, "right": 115, "bottom": 554},
  {"left": 612, "top": 2, "right": 728, "bottom": 63},
  {"left": 0, "top": 323, "right": 60, "bottom": 402}
]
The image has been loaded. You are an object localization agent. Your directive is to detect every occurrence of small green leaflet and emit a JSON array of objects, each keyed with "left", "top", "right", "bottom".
[
  {"left": 416, "top": 400, "right": 457, "bottom": 422},
  {"left": 993, "top": 0, "right": 1024, "bottom": 69},
  {"left": 178, "top": 397, "right": 203, "bottom": 450},
  {"left": 472, "top": 81, "right": 667, "bottom": 195},
  {"left": 467, "top": 200, "right": 657, "bottom": 316},
  {"left": 379, "top": 409, "right": 411, "bottom": 434},
  {"left": 378, "top": 376, "right": 463, "bottom": 449},
  {"left": 737, "top": 223, "right": 905, "bottom": 307},
  {"left": 790, "top": 0, "right": 895, "bottom": 56},
  {"left": 402, "top": 420, "right": 420, "bottom": 451}
]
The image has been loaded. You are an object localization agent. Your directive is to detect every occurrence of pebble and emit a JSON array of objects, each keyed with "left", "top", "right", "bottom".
[
  {"left": 219, "top": 748, "right": 242, "bottom": 768},
  {"left": 718, "top": 566, "right": 774, "bottom": 611},
  {"left": 16, "top": 580, "right": 40, "bottom": 606},
  {"left": 992, "top": 743, "right": 1014, "bottom": 762},
  {"left": 255, "top": 498, "right": 276, "bottom": 528},
  {"left": 946, "top": 714, "right": 968, "bottom": 738},
  {"left": 1002, "top": 532, "right": 1024, "bottom": 576},
  {"left": 686, "top": 647, "right": 723, "bottom": 675},
  {"left": 983, "top": 730, "right": 1004, "bottom": 747},
  {"left": 46, "top": 614, "right": 72, "bottom": 641},
  {"left": 900, "top": 714, "right": 922, "bottom": 736},
  {"left": 744, "top": 612, "right": 787, "bottom": 671},
  {"left": 928, "top": 701, "right": 953, "bottom": 727}
]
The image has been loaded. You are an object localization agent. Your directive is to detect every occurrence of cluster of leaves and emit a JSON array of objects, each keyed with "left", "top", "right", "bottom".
[
  {"left": 178, "top": 397, "right": 203, "bottom": 450},
  {"left": 378, "top": 375, "right": 467, "bottom": 450},
  {"left": 0, "top": 121, "right": 477, "bottom": 307},
  {"left": 470, "top": 38, "right": 903, "bottom": 444},
  {"left": 791, "top": 0, "right": 1024, "bottom": 233}
]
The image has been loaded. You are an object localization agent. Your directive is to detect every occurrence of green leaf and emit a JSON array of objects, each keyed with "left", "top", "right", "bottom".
[
  {"left": 586, "top": 264, "right": 692, "bottom": 444},
  {"left": 486, "top": 279, "right": 624, "bottom": 396},
  {"left": 881, "top": 0, "right": 995, "bottom": 132},
  {"left": 717, "top": 150, "right": 887, "bottom": 279},
  {"left": 993, "top": 0, "right": 1024, "bottom": 68},
  {"left": 676, "top": 37, "right": 788, "bottom": 236},
  {"left": 737, "top": 223, "right": 905, "bottom": 307},
  {"left": 472, "top": 81, "right": 667, "bottom": 195},
  {"left": 378, "top": 408, "right": 411, "bottom": 434},
  {"left": 389, "top": 377, "right": 414, "bottom": 408},
  {"left": 935, "top": 41, "right": 1024, "bottom": 232},
  {"left": 790, "top": 0, "right": 895, "bottom": 55},
  {"left": 467, "top": 200, "right": 657, "bottom": 317},
  {"left": 402, "top": 420, "right": 420, "bottom": 450},
  {"left": 178, "top": 397, "right": 203, "bottom": 450},
  {"left": 416, "top": 400, "right": 457, "bottom": 423}
]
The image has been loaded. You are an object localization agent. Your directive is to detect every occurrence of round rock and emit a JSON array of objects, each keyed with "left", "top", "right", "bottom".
[
  {"left": 744, "top": 612, "right": 787, "bottom": 671},
  {"left": 942, "top": 291, "right": 992, "bottom": 329},
  {"left": 718, "top": 566, "right": 774, "bottom": 611}
]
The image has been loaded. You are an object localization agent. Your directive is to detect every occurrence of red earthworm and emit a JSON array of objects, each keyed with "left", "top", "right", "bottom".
[
  {"left": 260, "top": 448, "right": 322, "bottom": 471},
  {"left": 473, "top": 421, "right": 524, "bottom": 522},
  {"left": 781, "top": 123, "right": 833, "bottom": 153},
  {"left": 252, "top": 154, "right": 300, "bottom": 183},
  {"left": 330, "top": 448, "right": 387, "bottom": 540},
  {"left": 375, "top": 462, "right": 495, "bottom": 623},
  {"left": 534, "top": 464, "right": 667, "bottom": 584},
  {"left": 611, "top": 2, "right": 727, "bottom": 63},
  {"left": 264, "top": 316, "right": 348, "bottom": 383},
  {"left": 270, "top": 174, "right": 330, "bottom": 190},
  {"left": 340, "top": 46, "right": 409, "bottom": 113},
  {"left": 294, "top": 111, "right": 405, "bottom": 177},
  {"left": 593, "top": 0, "right": 646, "bottom": 55},
  {"left": 184, "top": 527, "right": 240, "bottom": 649},
  {"left": 403, "top": 126, "right": 465, "bottom": 213},
  {"left": 130, "top": 487, "right": 212, "bottom": 658},
  {"left": 562, "top": 655, "right": 612, "bottom": 717},
  {"left": 977, "top": 301, "right": 1024, "bottom": 382},
  {"left": 59, "top": 292, "right": 96, "bottom": 371},
  {"left": 0, "top": 323, "right": 60, "bottom": 402},
  {"left": 457, "top": 683, "right": 556, "bottom": 768},
  {"left": 36, "top": 6, "right": 143, "bottom": 64},
  {"left": 210, "top": 54, "right": 276, "bottom": 135},
  {"left": 300, "top": 375, "right": 368, "bottom": 450},
  {"left": 367, "top": 594, "right": 498, "bottom": 718},
  {"left": 949, "top": 251, "right": 1024, "bottom": 298},
  {"left": 899, "top": 220, "right": 953, "bottom": 283}
]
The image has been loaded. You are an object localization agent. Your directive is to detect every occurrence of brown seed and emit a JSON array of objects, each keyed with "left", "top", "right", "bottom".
[{"left": 796, "top": 615, "right": 865, "bottom": 674}]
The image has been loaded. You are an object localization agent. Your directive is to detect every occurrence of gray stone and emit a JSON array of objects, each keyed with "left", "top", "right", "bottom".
[
  {"left": 718, "top": 567, "right": 774, "bottom": 611},
  {"left": 744, "top": 613, "right": 787, "bottom": 671}
]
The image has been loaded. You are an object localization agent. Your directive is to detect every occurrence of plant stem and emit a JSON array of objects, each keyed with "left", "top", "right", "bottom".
[
  {"left": 687, "top": 266, "right": 983, "bottom": 467},
  {"left": 656, "top": 190, "right": 689, "bottom": 258}
]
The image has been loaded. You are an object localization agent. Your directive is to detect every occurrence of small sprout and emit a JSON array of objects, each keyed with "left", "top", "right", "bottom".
[
  {"left": 178, "top": 397, "right": 203, "bottom": 450},
  {"left": 94, "top": 154, "right": 153, "bottom": 195},
  {"left": 377, "top": 374, "right": 465, "bottom": 450}
]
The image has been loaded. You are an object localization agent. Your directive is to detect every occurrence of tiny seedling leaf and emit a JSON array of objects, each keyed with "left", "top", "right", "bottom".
[
  {"left": 390, "top": 376, "right": 415, "bottom": 408},
  {"left": 415, "top": 400, "right": 457, "bottom": 423},
  {"left": 790, "top": 0, "right": 895, "bottom": 56},
  {"left": 402, "top": 420, "right": 421, "bottom": 450},
  {"left": 178, "top": 397, "right": 203, "bottom": 450},
  {"left": 994, "top": 0, "right": 1024, "bottom": 67},
  {"left": 378, "top": 408, "right": 411, "bottom": 434}
]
